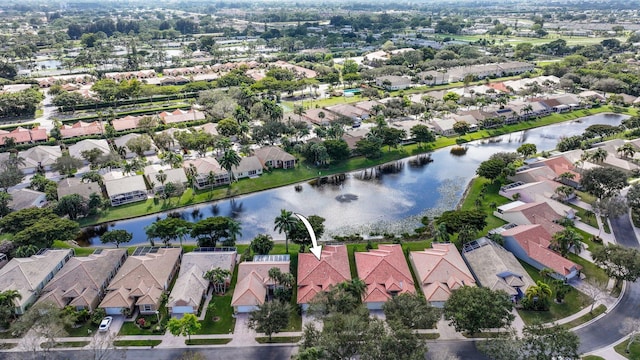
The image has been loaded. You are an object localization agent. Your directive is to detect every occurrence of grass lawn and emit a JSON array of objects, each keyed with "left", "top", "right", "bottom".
[
  {"left": 255, "top": 336, "right": 302, "bottom": 344},
  {"left": 582, "top": 356, "right": 605, "bottom": 360},
  {"left": 558, "top": 304, "right": 606, "bottom": 330},
  {"left": 113, "top": 340, "right": 162, "bottom": 347},
  {"left": 77, "top": 106, "right": 621, "bottom": 227},
  {"left": 417, "top": 333, "right": 440, "bottom": 340},
  {"left": 570, "top": 227, "right": 602, "bottom": 252},
  {"left": 65, "top": 321, "right": 98, "bottom": 337},
  {"left": 46, "top": 341, "right": 89, "bottom": 348},
  {"left": 567, "top": 254, "right": 610, "bottom": 285},
  {"left": 0, "top": 343, "right": 17, "bottom": 350},
  {"left": 458, "top": 177, "right": 509, "bottom": 233},
  {"left": 53, "top": 240, "right": 97, "bottom": 257},
  {"left": 517, "top": 261, "right": 591, "bottom": 325},
  {"left": 462, "top": 332, "right": 504, "bottom": 338},
  {"left": 198, "top": 263, "right": 238, "bottom": 335},
  {"left": 615, "top": 339, "right": 640, "bottom": 359},
  {"left": 186, "top": 338, "right": 231, "bottom": 345}
]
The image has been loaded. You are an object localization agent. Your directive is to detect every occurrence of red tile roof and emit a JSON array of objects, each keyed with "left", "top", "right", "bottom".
[
  {"left": 355, "top": 244, "right": 414, "bottom": 304},
  {"left": 0, "top": 127, "right": 47, "bottom": 145},
  {"left": 297, "top": 245, "right": 351, "bottom": 304},
  {"left": 540, "top": 156, "right": 581, "bottom": 182},
  {"left": 60, "top": 121, "right": 105, "bottom": 139},
  {"left": 507, "top": 202, "right": 565, "bottom": 235},
  {"left": 501, "top": 224, "right": 580, "bottom": 276}
]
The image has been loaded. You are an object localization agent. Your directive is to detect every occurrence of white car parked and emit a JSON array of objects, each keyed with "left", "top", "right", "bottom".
[{"left": 98, "top": 316, "right": 113, "bottom": 332}]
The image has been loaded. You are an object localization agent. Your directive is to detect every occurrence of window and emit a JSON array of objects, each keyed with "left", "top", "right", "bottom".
[
  {"left": 248, "top": 170, "right": 257, "bottom": 175},
  {"left": 142, "top": 304, "right": 152, "bottom": 312}
]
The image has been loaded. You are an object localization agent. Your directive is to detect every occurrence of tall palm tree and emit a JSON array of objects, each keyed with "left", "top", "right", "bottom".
[
  {"left": 339, "top": 278, "right": 367, "bottom": 301},
  {"left": 226, "top": 218, "right": 242, "bottom": 246},
  {"left": 0, "top": 289, "right": 22, "bottom": 322},
  {"left": 155, "top": 170, "right": 167, "bottom": 196},
  {"left": 588, "top": 148, "right": 608, "bottom": 164},
  {"left": 552, "top": 228, "right": 584, "bottom": 256},
  {"left": 525, "top": 280, "right": 552, "bottom": 310},
  {"left": 617, "top": 143, "right": 636, "bottom": 159},
  {"left": 274, "top": 209, "right": 297, "bottom": 254},
  {"left": 204, "top": 267, "right": 232, "bottom": 294},
  {"left": 219, "top": 149, "right": 241, "bottom": 183}
]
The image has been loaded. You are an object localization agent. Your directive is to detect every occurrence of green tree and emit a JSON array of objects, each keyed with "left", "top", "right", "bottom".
[
  {"left": 100, "top": 230, "right": 133, "bottom": 248},
  {"left": 443, "top": 286, "right": 514, "bottom": 335},
  {"left": 250, "top": 234, "right": 274, "bottom": 255},
  {"left": 13, "top": 216, "right": 79, "bottom": 250},
  {"left": 145, "top": 217, "right": 191, "bottom": 246},
  {"left": 355, "top": 137, "right": 383, "bottom": 159},
  {"left": 190, "top": 216, "right": 234, "bottom": 247},
  {"left": 0, "top": 289, "right": 21, "bottom": 326},
  {"left": 592, "top": 244, "right": 640, "bottom": 282},
  {"left": 521, "top": 322, "right": 580, "bottom": 360},
  {"left": 274, "top": 209, "right": 297, "bottom": 254},
  {"left": 52, "top": 154, "right": 84, "bottom": 176},
  {"left": 167, "top": 313, "right": 201, "bottom": 342},
  {"left": 410, "top": 124, "right": 436, "bottom": 147},
  {"left": 580, "top": 167, "right": 627, "bottom": 199},
  {"left": 436, "top": 209, "right": 487, "bottom": 234},
  {"left": 219, "top": 149, "right": 241, "bottom": 182},
  {"left": 383, "top": 293, "right": 440, "bottom": 330},
  {"left": 523, "top": 281, "right": 552, "bottom": 311},
  {"left": 476, "top": 158, "right": 508, "bottom": 183},
  {"left": 55, "top": 194, "right": 87, "bottom": 220},
  {"left": 248, "top": 300, "right": 291, "bottom": 341},
  {"left": 551, "top": 228, "right": 584, "bottom": 257},
  {"left": 453, "top": 121, "right": 470, "bottom": 136},
  {"left": 324, "top": 139, "right": 351, "bottom": 162},
  {"left": 125, "top": 135, "right": 153, "bottom": 158},
  {"left": 217, "top": 118, "right": 241, "bottom": 137},
  {"left": 11, "top": 302, "right": 75, "bottom": 351},
  {"left": 626, "top": 183, "right": 640, "bottom": 209},
  {"left": 203, "top": 267, "right": 232, "bottom": 294},
  {"left": 516, "top": 143, "right": 537, "bottom": 158},
  {"left": 0, "top": 153, "right": 25, "bottom": 191},
  {"left": 289, "top": 215, "right": 325, "bottom": 252}
]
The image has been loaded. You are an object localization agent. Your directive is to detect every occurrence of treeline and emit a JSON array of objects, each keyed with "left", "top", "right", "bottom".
[{"left": 67, "top": 19, "right": 140, "bottom": 40}]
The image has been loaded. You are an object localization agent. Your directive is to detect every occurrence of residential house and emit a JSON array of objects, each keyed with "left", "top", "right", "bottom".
[
  {"left": 68, "top": 139, "right": 110, "bottom": 162},
  {"left": 417, "top": 70, "right": 448, "bottom": 85},
  {"left": 144, "top": 165, "right": 188, "bottom": 194},
  {"left": 18, "top": 145, "right": 62, "bottom": 174},
  {"left": 0, "top": 253, "right": 7, "bottom": 270},
  {"left": 0, "top": 249, "right": 74, "bottom": 314},
  {"left": 355, "top": 244, "right": 415, "bottom": 310},
  {"left": 158, "top": 109, "right": 206, "bottom": 125},
  {"left": 494, "top": 201, "right": 568, "bottom": 240},
  {"left": 430, "top": 117, "right": 457, "bottom": 136},
  {"left": 0, "top": 126, "right": 47, "bottom": 146},
  {"left": 301, "top": 108, "right": 338, "bottom": 126},
  {"left": 183, "top": 157, "right": 230, "bottom": 190},
  {"left": 8, "top": 188, "right": 47, "bottom": 210},
  {"left": 409, "top": 243, "right": 475, "bottom": 307},
  {"left": 500, "top": 180, "right": 566, "bottom": 205},
  {"left": 99, "top": 247, "right": 182, "bottom": 316},
  {"left": 462, "top": 238, "right": 534, "bottom": 301},
  {"left": 37, "top": 249, "right": 127, "bottom": 312},
  {"left": 325, "top": 103, "right": 370, "bottom": 125},
  {"left": 375, "top": 75, "right": 413, "bottom": 91},
  {"left": 297, "top": 245, "right": 351, "bottom": 311},
  {"left": 272, "top": 61, "right": 317, "bottom": 79},
  {"left": 231, "top": 255, "right": 290, "bottom": 313},
  {"left": 112, "top": 115, "right": 143, "bottom": 132},
  {"left": 232, "top": 156, "right": 263, "bottom": 179},
  {"left": 59, "top": 121, "right": 105, "bottom": 139},
  {"left": 104, "top": 174, "right": 147, "bottom": 206},
  {"left": 254, "top": 146, "right": 296, "bottom": 169},
  {"left": 499, "top": 224, "right": 581, "bottom": 281},
  {"left": 57, "top": 177, "right": 103, "bottom": 200},
  {"left": 168, "top": 248, "right": 236, "bottom": 317}
]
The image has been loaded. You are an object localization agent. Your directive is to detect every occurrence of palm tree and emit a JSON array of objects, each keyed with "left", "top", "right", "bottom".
[
  {"left": 274, "top": 209, "right": 297, "bottom": 254},
  {"left": 0, "top": 289, "right": 22, "bottom": 323},
  {"left": 219, "top": 149, "right": 241, "bottom": 183},
  {"left": 617, "top": 143, "right": 637, "bottom": 159},
  {"left": 552, "top": 228, "right": 584, "bottom": 257},
  {"left": 338, "top": 278, "right": 367, "bottom": 301},
  {"left": 554, "top": 185, "right": 575, "bottom": 201},
  {"left": 175, "top": 225, "right": 190, "bottom": 247},
  {"left": 204, "top": 267, "right": 232, "bottom": 294},
  {"left": 225, "top": 219, "right": 242, "bottom": 246},
  {"left": 588, "top": 148, "right": 608, "bottom": 164},
  {"left": 155, "top": 170, "right": 167, "bottom": 197},
  {"left": 433, "top": 223, "right": 450, "bottom": 243},
  {"left": 525, "top": 280, "right": 552, "bottom": 311}
]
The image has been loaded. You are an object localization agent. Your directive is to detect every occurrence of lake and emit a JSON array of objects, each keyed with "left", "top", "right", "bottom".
[{"left": 83, "top": 113, "right": 626, "bottom": 246}]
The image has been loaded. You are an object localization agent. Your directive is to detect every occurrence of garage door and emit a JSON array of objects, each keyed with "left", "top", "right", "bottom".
[
  {"left": 104, "top": 307, "right": 122, "bottom": 315},
  {"left": 171, "top": 306, "right": 194, "bottom": 315},
  {"left": 237, "top": 305, "right": 258, "bottom": 313}
]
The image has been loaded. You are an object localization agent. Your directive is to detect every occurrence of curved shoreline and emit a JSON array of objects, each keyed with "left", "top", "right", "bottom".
[{"left": 79, "top": 106, "right": 627, "bottom": 228}]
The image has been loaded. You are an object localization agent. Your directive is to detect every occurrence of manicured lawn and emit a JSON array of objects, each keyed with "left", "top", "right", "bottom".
[
  {"left": 186, "top": 338, "right": 231, "bottom": 345},
  {"left": 567, "top": 254, "right": 610, "bottom": 285},
  {"left": 113, "top": 340, "right": 162, "bottom": 347},
  {"left": 45, "top": 341, "right": 89, "bottom": 348},
  {"left": 198, "top": 264, "right": 238, "bottom": 335},
  {"left": 558, "top": 304, "right": 606, "bottom": 330},
  {"left": 615, "top": 339, "right": 640, "bottom": 359},
  {"left": 66, "top": 321, "right": 98, "bottom": 337},
  {"left": 52, "top": 240, "right": 96, "bottom": 257},
  {"left": 255, "top": 336, "right": 302, "bottom": 344},
  {"left": 570, "top": 226, "right": 602, "bottom": 252},
  {"left": 517, "top": 261, "right": 591, "bottom": 325},
  {"left": 458, "top": 177, "right": 509, "bottom": 233},
  {"left": 582, "top": 356, "right": 605, "bottom": 360},
  {"left": 417, "top": 333, "right": 440, "bottom": 339}
]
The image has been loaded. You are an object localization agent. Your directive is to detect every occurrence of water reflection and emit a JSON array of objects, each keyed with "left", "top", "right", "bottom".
[{"left": 85, "top": 113, "right": 626, "bottom": 246}]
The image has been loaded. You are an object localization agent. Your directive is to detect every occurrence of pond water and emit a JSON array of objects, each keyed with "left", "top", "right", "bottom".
[{"left": 83, "top": 113, "right": 626, "bottom": 246}]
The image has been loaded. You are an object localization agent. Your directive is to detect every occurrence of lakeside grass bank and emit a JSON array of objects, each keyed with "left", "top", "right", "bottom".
[{"left": 78, "top": 105, "right": 631, "bottom": 228}]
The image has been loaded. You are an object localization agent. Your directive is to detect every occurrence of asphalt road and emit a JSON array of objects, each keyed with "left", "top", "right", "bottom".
[{"left": 574, "top": 213, "right": 640, "bottom": 354}]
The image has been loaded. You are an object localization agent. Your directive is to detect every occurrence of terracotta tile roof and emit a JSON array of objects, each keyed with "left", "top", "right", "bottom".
[
  {"left": 501, "top": 224, "right": 580, "bottom": 276},
  {"left": 297, "top": 245, "right": 351, "bottom": 304},
  {"left": 159, "top": 109, "right": 205, "bottom": 124},
  {"left": 112, "top": 115, "right": 143, "bottom": 132},
  {"left": 355, "top": 244, "right": 414, "bottom": 304},
  {"left": 539, "top": 156, "right": 581, "bottom": 182},
  {"left": 505, "top": 202, "right": 565, "bottom": 235},
  {"left": 410, "top": 243, "right": 475, "bottom": 303},
  {"left": 60, "top": 121, "right": 105, "bottom": 139}
]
